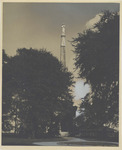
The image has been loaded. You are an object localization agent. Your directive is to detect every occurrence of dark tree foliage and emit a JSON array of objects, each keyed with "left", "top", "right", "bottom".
[
  {"left": 72, "top": 11, "right": 119, "bottom": 127},
  {"left": 2, "top": 50, "right": 14, "bottom": 132},
  {"left": 2, "top": 48, "right": 75, "bottom": 138}
]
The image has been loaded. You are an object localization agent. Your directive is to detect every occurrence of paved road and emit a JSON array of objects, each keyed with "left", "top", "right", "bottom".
[{"left": 33, "top": 137, "right": 118, "bottom": 146}]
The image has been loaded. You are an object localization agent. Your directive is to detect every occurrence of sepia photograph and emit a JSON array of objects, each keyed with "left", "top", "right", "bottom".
[{"left": 1, "top": 1, "right": 120, "bottom": 147}]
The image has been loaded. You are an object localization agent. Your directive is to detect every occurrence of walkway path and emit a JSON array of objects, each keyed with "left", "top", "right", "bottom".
[{"left": 33, "top": 137, "right": 118, "bottom": 146}]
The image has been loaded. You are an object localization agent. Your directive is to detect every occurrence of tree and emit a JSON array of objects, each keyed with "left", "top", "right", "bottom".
[
  {"left": 72, "top": 11, "right": 119, "bottom": 127},
  {"left": 2, "top": 48, "right": 75, "bottom": 138},
  {"left": 2, "top": 50, "right": 13, "bottom": 132}
]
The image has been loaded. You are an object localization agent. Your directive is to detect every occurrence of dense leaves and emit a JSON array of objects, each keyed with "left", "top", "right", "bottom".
[
  {"left": 72, "top": 11, "right": 119, "bottom": 127},
  {"left": 2, "top": 50, "right": 13, "bottom": 132},
  {"left": 2, "top": 48, "right": 75, "bottom": 137}
]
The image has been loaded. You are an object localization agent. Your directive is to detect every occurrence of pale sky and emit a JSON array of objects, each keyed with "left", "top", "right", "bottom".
[{"left": 3, "top": 3, "right": 119, "bottom": 102}]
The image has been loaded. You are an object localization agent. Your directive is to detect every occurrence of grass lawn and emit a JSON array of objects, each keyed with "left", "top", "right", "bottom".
[{"left": 2, "top": 136, "right": 66, "bottom": 145}]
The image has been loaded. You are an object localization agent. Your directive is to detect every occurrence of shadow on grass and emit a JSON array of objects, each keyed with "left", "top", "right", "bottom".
[{"left": 2, "top": 136, "right": 66, "bottom": 146}]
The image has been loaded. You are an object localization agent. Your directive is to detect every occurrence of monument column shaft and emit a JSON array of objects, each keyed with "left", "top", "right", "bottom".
[{"left": 60, "top": 24, "right": 66, "bottom": 67}]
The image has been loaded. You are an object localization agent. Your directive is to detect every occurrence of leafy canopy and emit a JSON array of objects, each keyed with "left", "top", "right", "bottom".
[
  {"left": 2, "top": 48, "right": 75, "bottom": 137},
  {"left": 72, "top": 11, "right": 119, "bottom": 127}
]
